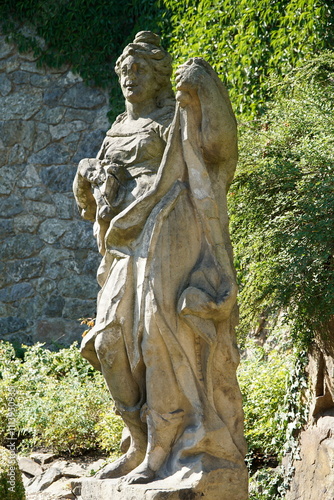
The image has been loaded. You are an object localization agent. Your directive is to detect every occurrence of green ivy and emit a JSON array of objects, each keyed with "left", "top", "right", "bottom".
[{"left": 159, "top": 0, "right": 333, "bottom": 118}]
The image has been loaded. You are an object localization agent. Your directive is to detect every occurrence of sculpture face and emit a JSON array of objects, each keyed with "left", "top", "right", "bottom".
[{"left": 120, "top": 55, "right": 158, "bottom": 104}]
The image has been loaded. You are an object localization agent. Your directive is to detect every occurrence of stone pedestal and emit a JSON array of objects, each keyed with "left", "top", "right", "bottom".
[{"left": 71, "top": 468, "right": 248, "bottom": 500}]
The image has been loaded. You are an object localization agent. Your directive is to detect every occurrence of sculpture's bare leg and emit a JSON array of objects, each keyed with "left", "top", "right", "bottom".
[{"left": 94, "top": 328, "right": 147, "bottom": 479}]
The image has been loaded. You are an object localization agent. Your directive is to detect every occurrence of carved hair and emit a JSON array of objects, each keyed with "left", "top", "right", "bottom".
[{"left": 115, "top": 31, "right": 174, "bottom": 108}]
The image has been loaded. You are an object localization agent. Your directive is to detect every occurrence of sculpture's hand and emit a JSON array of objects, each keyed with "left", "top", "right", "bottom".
[
  {"left": 73, "top": 159, "right": 97, "bottom": 221},
  {"left": 175, "top": 58, "right": 206, "bottom": 107}
]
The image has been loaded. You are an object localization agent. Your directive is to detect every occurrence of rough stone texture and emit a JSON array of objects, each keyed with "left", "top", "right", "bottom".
[
  {"left": 285, "top": 325, "right": 334, "bottom": 499},
  {"left": 71, "top": 469, "right": 249, "bottom": 500},
  {"left": 285, "top": 411, "right": 334, "bottom": 500},
  {"left": 21, "top": 452, "right": 107, "bottom": 500},
  {"left": 74, "top": 32, "right": 248, "bottom": 498},
  {"left": 0, "top": 31, "right": 109, "bottom": 347}
]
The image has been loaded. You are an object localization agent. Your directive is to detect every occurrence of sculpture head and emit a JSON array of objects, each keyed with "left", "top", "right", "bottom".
[{"left": 115, "top": 31, "right": 174, "bottom": 108}]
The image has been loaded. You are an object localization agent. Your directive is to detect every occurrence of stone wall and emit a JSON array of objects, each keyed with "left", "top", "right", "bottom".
[{"left": 0, "top": 33, "right": 110, "bottom": 347}]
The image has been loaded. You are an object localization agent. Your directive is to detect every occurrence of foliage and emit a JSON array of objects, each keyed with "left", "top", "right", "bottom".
[
  {"left": 239, "top": 338, "right": 308, "bottom": 499},
  {"left": 238, "top": 344, "right": 294, "bottom": 459},
  {"left": 0, "top": 341, "right": 123, "bottom": 456},
  {"left": 160, "top": 0, "right": 333, "bottom": 117},
  {"left": 0, "top": 446, "right": 26, "bottom": 500},
  {"left": 95, "top": 409, "right": 124, "bottom": 456},
  {"left": 230, "top": 53, "right": 334, "bottom": 346}
]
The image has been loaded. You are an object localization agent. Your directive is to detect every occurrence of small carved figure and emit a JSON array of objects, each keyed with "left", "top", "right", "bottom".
[{"left": 73, "top": 31, "right": 247, "bottom": 494}]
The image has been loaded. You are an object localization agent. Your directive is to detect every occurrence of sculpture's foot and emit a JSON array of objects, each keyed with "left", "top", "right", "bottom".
[
  {"left": 95, "top": 448, "right": 145, "bottom": 479},
  {"left": 120, "top": 460, "right": 156, "bottom": 485}
]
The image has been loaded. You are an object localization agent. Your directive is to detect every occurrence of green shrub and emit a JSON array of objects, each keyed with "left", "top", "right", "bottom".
[
  {"left": 238, "top": 345, "right": 294, "bottom": 460},
  {"left": 0, "top": 341, "right": 123, "bottom": 456},
  {"left": 230, "top": 53, "right": 334, "bottom": 346},
  {"left": 95, "top": 409, "right": 124, "bottom": 456},
  {"left": 0, "top": 446, "right": 26, "bottom": 500}
]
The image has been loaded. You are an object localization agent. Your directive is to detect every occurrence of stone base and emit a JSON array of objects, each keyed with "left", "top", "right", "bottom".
[{"left": 71, "top": 467, "right": 248, "bottom": 500}]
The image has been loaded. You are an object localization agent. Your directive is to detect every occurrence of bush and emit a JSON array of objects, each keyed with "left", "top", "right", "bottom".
[
  {"left": 0, "top": 446, "right": 26, "bottom": 500},
  {"left": 0, "top": 341, "right": 123, "bottom": 456},
  {"left": 230, "top": 52, "right": 334, "bottom": 346},
  {"left": 238, "top": 344, "right": 294, "bottom": 461}
]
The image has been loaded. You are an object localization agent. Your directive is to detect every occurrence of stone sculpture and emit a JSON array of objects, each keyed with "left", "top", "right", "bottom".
[{"left": 73, "top": 31, "right": 248, "bottom": 499}]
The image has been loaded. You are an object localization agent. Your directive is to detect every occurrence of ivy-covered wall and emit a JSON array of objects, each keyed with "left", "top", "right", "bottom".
[{"left": 0, "top": 32, "right": 109, "bottom": 347}]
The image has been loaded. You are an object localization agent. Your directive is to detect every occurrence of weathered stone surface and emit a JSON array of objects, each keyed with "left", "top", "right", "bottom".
[
  {"left": 0, "top": 165, "right": 24, "bottom": 194},
  {"left": 0, "top": 316, "right": 28, "bottom": 334},
  {"left": 0, "top": 219, "right": 14, "bottom": 238},
  {"left": 30, "top": 453, "right": 57, "bottom": 465},
  {"left": 58, "top": 275, "right": 98, "bottom": 299},
  {"left": 40, "top": 165, "right": 77, "bottom": 192},
  {"left": 50, "top": 121, "right": 87, "bottom": 140},
  {"left": 0, "top": 282, "right": 35, "bottom": 302},
  {"left": 43, "top": 294, "right": 66, "bottom": 317},
  {"left": 73, "top": 31, "right": 247, "bottom": 498},
  {"left": 29, "top": 143, "right": 70, "bottom": 165},
  {"left": 18, "top": 456, "right": 43, "bottom": 477},
  {"left": 27, "top": 466, "right": 63, "bottom": 494},
  {"left": 72, "top": 130, "right": 105, "bottom": 162},
  {"left": 286, "top": 412, "right": 334, "bottom": 500},
  {"left": 6, "top": 258, "right": 44, "bottom": 282},
  {"left": 12, "top": 70, "right": 32, "bottom": 84},
  {"left": 14, "top": 214, "right": 40, "bottom": 233},
  {"left": 0, "top": 90, "right": 43, "bottom": 120},
  {"left": 54, "top": 194, "right": 76, "bottom": 219},
  {"left": 0, "top": 73, "right": 12, "bottom": 96},
  {"left": 0, "top": 195, "right": 24, "bottom": 216},
  {"left": 62, "top": 298, "right": 96, "bottom": 320},
  {"left": 61, "top": 222, "right": 96, "bottom": 250},
  {"left": 0, "top": 40, "right": 14, "bottom": 59},
  {"left": 71, "top": 469, "right": 249, "bottom": 500},
  {"left": 22, "top": 186, "right": 51, "bottom": 202},
  {"left": 38, "top": 219, "right": 68, "bottom": 244},
  {"left": 0, "top": 234, "right": 44, "bottom": 259},
  {"left": 61, "top": 83, "right": 106, "bottom": 109},
  {"left": 8, "top": 143, "right": 27, "bottom": 164},
  {"left": 17, "top": 165, "right": 41, "bottom": 188},
  {"left": 34, "top": 106, "right": 66, "bottom": 125},
  {"left": 24, "top": 200, "right": 56, "bottom": 218}
]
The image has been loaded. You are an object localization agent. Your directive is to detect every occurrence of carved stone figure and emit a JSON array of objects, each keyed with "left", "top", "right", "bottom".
[{"left": 73, "top": 31, "right": 248, "bottom": 498}]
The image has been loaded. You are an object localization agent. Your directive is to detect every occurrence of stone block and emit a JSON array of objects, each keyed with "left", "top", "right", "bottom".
[
  {"left": 40, "top": 164, "right": 77, "bottom": 192},
  {"left": 29, "top": 143, "right": 70, "bottom": 165},
  {"left": 0, "top": 316, "right": 28, "bottom": 335},
  {"left": 0, "top": 282, "right": 34, "bottom": 302},
  {"left": 17, "top": 164, "right": 41, "bottom": 188},
  {"left": 24, "top": 200, "right": 56, "bottom": 218},
  {"left": 0, "top": 219, "right": 14, "bottom": 238},
  {"left": 61, "top": 83, "right": 106, "bottom": 109},
  {"left": 14, "top": 214, "right": 40, "bottom": 233},
  {"left": 71, "top": 468, "right": 249, "bottom": 500},
  {"left": 0, "top": 73, "right": 12, "bottom": 96},
  {"left": 18, "top": 456, "right": 43, "bottom": 477},
  {"left": 27, "top": 466, "right": 63, "bottom": 494},
  {"left": 0, "top": 89, "right": 43, "bottom": 120},
  {"left": 6, "top": 258, "right": 44, "bottom": 282},
  {"left": 72, "top": 129, "right": 106, "bottom": 162},
  {"left": 39, "top": 219, "right": 69, "bottom": 244},
  {"left": 0, "top": 195, "right": 23, "bottom": 216},
  {"left": 34, "top": 106, "right": 66, "bottom": 124},
  {"left": 0, "top": 234, "right": 44, "bottom": 259},
  {"left": 43, "top": 294, "right": 65, "bottom": 317}
]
